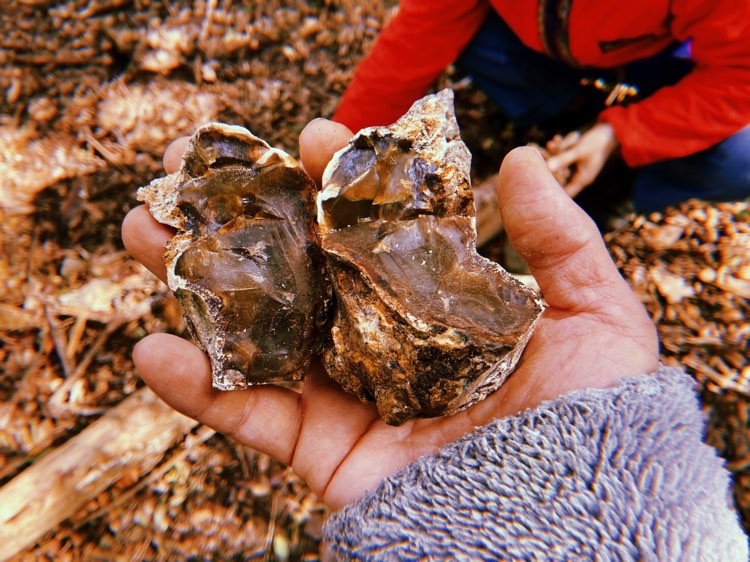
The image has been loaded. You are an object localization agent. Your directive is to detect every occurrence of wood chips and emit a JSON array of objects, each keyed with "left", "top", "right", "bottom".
[
  {"left": 607, "top": 200, "right": 750, "bottom": 529},
  {"left": 0, "top": 0, "right": 747, "bottom": 559}
]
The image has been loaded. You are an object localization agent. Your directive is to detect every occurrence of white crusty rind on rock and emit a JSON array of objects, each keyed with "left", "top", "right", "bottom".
[
  {"left": 139, "top": 122, "right": 299, "bottom": 229},
  {"left": 137, "top": 122, "right": 322, "bottom": 391},
  {"left": 138, "top": 96, "right": 542, "bottom": 424},
  {"left": 318, "top": 89, "right": 475, "bottom": 233},
  {"left": 316, "top": 89, "right": 545, "bottom": 425}
]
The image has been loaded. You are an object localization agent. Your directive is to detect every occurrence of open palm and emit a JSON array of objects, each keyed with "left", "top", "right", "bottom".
[{"left": 122, "top": 119, "right": 658, "bottom": 510}]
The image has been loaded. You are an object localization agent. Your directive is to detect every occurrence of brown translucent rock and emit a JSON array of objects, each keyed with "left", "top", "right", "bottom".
[
  {"left": 138, "top": 123, "right": 330, "bottom": 389},
  {"left": 318, "top": 89, "right": 544, "bottom": 425}
]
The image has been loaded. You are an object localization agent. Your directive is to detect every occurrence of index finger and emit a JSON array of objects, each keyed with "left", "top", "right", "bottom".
[
  {"left": 299, "top": 118, "right": 353, "bottom": 184},
  {"left": 163, "top": 137, "right": 190, "bottom": 174},
  {"left": 546, "top": 147, "right": 579, "bottom": 174},
  {"left": 122, "top": 205, "right": 173, "bottom": 284},
  {"left": 125, "top": 120, "right": 352, "bottom": 279},
  {"left": 122, "top": 136, "right": 189, "bottom": 282}
]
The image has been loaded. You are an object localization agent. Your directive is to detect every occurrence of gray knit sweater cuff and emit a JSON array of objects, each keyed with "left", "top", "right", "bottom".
[{"left": 323, "top": 367, "right": 748, "bottom": 561}]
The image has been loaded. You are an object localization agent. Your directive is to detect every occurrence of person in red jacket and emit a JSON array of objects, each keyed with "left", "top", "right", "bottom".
[{"left": 333, "top": 0, "right": 750, "bottom": 215}]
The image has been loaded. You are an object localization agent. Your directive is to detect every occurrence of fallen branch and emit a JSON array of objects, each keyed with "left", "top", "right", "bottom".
[{"left": 0, "top": 387, "right": 198, "bottom": 561}]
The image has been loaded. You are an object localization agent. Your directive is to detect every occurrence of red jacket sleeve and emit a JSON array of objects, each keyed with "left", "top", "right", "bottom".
[
  {"left": 600, "top": 0, "right": 750, "bottom": 167},
  {"left": 333, "top": 0, "right": 490, "bottom": 132}
]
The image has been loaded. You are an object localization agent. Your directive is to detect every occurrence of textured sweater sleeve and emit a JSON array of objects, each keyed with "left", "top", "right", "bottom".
[{"left": 323, "top": 366, "right": 748, "bottom": 560}]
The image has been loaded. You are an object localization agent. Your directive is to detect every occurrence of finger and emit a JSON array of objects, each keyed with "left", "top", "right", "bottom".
[
  {"left": 134, "top": 333, "right": 303, "bottom": 464},
  {"left": 163, "top": 136, "right": 190, "bottom": 174},
  {"left": 545, "top": 148, "right": 578, "bottom": 175},
  {"left": 291, "top": 367, "right": 379, "bottom": 503},
  {"left": 122, "top": 205, "right": 173, "bottom": 284},
  {"left": 564, "top": 166, "right": 598, "bottom": 197},
  {"left": 558, "top": 130, "right": 582, "bottom": 151},
  {"left": 563, "top": 176, "right": 587, "bottom": 198},
  {"left": 563, "top": 165, "right": 597, "bottom": 198},
  {"left": 497, "top": 146, "right": 630, "bottom": 312},
  {"left": 546, "top": 134, "right": 562, "bottom": 153},
  {"left": 298, "top": 118, "right": 353, "bottom": 185}
]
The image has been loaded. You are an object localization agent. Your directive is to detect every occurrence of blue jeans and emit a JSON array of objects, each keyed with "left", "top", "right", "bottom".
[{"left": 456, "top": 12, "right": 750, "bottom": 213}]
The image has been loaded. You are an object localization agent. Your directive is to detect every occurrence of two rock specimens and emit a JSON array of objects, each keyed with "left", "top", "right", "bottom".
[{"left": 139, "top": 90, "right": 543, "bottom": 425}]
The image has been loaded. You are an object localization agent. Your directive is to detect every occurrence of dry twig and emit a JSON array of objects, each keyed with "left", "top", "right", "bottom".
[{"left": 0, "top": 387, "right": 197, "bottom": 561}]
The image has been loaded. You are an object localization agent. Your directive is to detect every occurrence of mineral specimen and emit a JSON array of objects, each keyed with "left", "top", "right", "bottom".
[
  {"left": 140, "top": 90, "right": 543, "bottom": 425},
  {"left": 138, "top": 123, "right": 330, "bottom": 389},
  {"left": 317, "top": 90, "right": 544, "bottom": 425}
]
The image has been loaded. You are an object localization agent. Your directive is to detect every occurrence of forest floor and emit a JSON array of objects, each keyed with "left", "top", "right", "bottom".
[{"left": 0, "top": 1, "right": 747, "bottom": 560}]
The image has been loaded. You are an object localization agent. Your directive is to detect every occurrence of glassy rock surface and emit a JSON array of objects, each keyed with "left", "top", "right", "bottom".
[
  {"left": 140, "top": 92, "right": 543, "bottom": 425},
  {"left": 138, "top": 123, "right": 330, "bottom": 389},
  {"left": 318, "top": 90, "right": 544, "bottom": 425}
]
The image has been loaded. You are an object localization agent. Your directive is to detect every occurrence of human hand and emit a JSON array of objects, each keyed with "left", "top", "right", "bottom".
[
  {"left": 546, "top": 122, "right": 619, "bottom": 198},
  {"left": 122, "top": 119, "right": 658, "bottom": 510}
]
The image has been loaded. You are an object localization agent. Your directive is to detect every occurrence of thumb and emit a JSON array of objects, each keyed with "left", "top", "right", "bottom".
[
  {"left": 299, "top": 118, "right": 353, "bottom": 185},
  {"left": 497, "top": 146, "right": 628, "bottom": 312}
]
